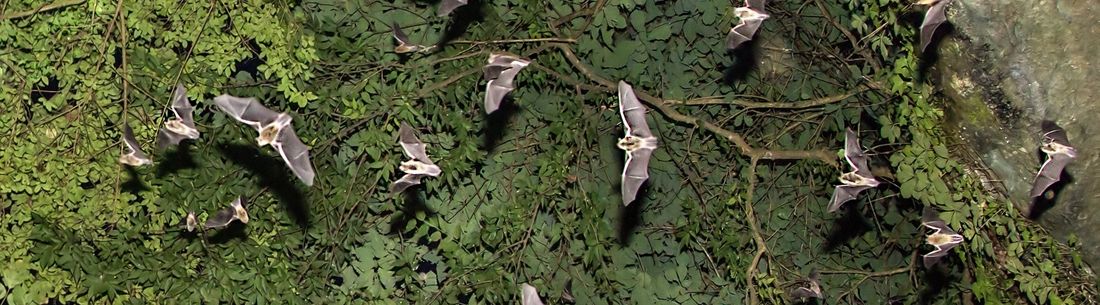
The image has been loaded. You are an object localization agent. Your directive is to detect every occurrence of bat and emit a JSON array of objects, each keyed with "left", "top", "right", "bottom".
[
  {"left": 391, "top": 22, "right": 428, "bottom": 53},
  {"left": 119, "top": 123, "right": 153, "bottom": 167},
  {"left": 204, "top": 196, "right": 249, "bottom": 230},
  {"left": 616, "top": 81, "right": 659, "bottom": 206},
  {"left": 921, "top": 207, "right": 964, "bottom": 268},
  {"left": 727, "top": 0, "right": 770, "bottom": 50},
  {"left": 828, "top": 128, "right": 881, "bottom": 212},
  {"left": 483, "top": 53, "right": 532, "bottom": 114},
  {"left": 214, "top": 95, "right": 316, "bottom": 186},
  {"left": 156, "top": 84, "right": 200, "bottom": 149},
  {"left": 789, "top": 270, "right": 823, "bottom": 300},
  {"left": 181, "top": 211, "right": 197, "bottom": 232},
  {"left": 521, "top": 283, "right": 544, "bottom": 305},
  {"left": 919, "top": 0, "right": 952, "bottom": 53},
  {"left": 437, "top": 0, "right": 468, "bottom": 17},
  {"left": 390, "top": 122, "right": 442, "bottom": 195},
  {"left": 1029, "top": 120, "right": 1077, "bottom": 198}
]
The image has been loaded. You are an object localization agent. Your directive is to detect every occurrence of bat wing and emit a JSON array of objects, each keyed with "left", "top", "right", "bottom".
[
  {"left": 155, "top": 128, "right": 189, "bottom": 150},
  {"left": 122, "top": 124, "right": 150, "bottom": 160},
  {"left": 828, "top": 184, "right": 872, "bottom": 212},
  {"left": 618, "top": 81, "right": 653, "bottom": 138},
  {"left": 521, "top": 283, "right": 544, "bottom": 305},
  {"left": 1029, "top": 153, "right": 1073, "bottom": 197},
  {"left": 745, "top": 0, "right": 767, "bottom": 10},
  {"left": 726, "top": 19, "right": 764, "bottom": 50},
  {"left": 204, "top": 207, "right": 236, "bottom": 229},
  {"left": 398, "top": 122, "right": 435, "bottom": 164},
  {"left": 171, "top": 84, "right": 196, "bottom": 128},
  {"left": 273, "top": 125, "right": 315, "bottom": 186},
  {"left": 1040, "top": 120, "right": 1071, "bottom": 146},
  {"left": 390, "top": 173, "right": 424, "bottom": 195},
  {"left": 484, "top": 80, "right": 514, "bottom": 114},
  {"left": 621, "top": 148, "right": 653, "bottom": 206},
  {"left": 844, "top": 128, "right": 872, "bottom": 176},
  {"left": 391, "top": 22, "right": 411, "bottom": 45},
  {"left": 919, "top": 0, "right": 949, "bottom": 52},
  {"left": 496, "top": 59, "right": 531, "bottom": 85},
  {"left": 213, "top": 94, "right": 281, "bottom": 130},
  {"left": 436, "top": 0, "right": 468, "bottom": 16},
  {"left": 922, "top": 252, "right": 945, "bottom": 268},
  {"left": 483, "top": 64, "right": 508, "bottom": 81},
  {"left": 790, "top": 287, "right": 821, "bottom": 299}
]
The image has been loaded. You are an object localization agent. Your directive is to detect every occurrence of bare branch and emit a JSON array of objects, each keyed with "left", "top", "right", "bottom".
[
  {"left": 0, "top": 0, "right": 85, "bottom": 20},
  {"left": 665, "top": 89, "right": 866, "bottom": 109}
]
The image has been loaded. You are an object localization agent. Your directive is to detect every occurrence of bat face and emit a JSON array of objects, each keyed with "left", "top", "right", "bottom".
[
  {"left": 213, "top": 94, "right": 283, "bottom": 133},
  {"left": 521, "top": 283, "right": 545, "bottom": 305},
  {"left": 727, "top": 1, "right": 770, "bottom": 50},
  {"left": 921, "top": 208, "right": 963, "bottom": 267},
  {"left": 437, "top": 0, "right": 468, "bottom": 17},
  {"left": 483, "top": 53, "right": 532, "bottom": 114},
  {"left": 120, "top": 124, "right": 152, "bottom": 166},
  {"left": 165, "top": 84, "right": 199, "bottom": 139},
  {"left": 919, "top": 0, "right": 951, "bottom": 52},
  {"left": 272, "top": 124, "right": 316, "bottom": 186},
  {"left": 1030, "top": 121, "right": 1077, "bottom": 197},
  {"left": 617, "top": 81, "right": 659, "bottom": 206}
]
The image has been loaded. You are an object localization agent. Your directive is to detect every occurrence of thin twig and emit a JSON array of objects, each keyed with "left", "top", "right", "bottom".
[
  {"left": 665, "top": 89, "right": 867, "bottom": 109},
  {"left": 0, "top": 0, "right": 84, "bottom": 20},
  {"left": 449, "top": 37, "right": 577, "bottom": 45}
]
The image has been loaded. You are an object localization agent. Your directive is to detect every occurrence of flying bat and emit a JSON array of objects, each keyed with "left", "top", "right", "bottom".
[
  {"left": 921, "top": 207, "right": 964, "bottom": 268},
  {"left": 828, "top": 128, "right": 881, "bottom": 212},
  {"left": 181, "top": 211, "right": 197, "bottom": 232},
  {"left": 214, "top": 95, "right": 316, "bottom": 186},
  {"left": 437, "top": 0, "right": 468, "bottom": 17},
  {"left": 617, "top": 81, "right": 659, "bottom": 206},
  {"left": 919, "top": 0, "right": 952, "bottom": 53},
  {"left": 119, "top": 124, "right": 152, "bottom": 167},
  {"left": 156, "top": 84, "right": 200, "bottom": 149},
  {"left": 789, "top": 270, "right": 823, "bottom": 300},
  {"left": 483, "top": 53, "right": 532, "bottom": 114},
  {"left": 204, "top": 196, "right": 249, "bottom": 230},
  {"left": 390, "top": 122, "right": 443, "bottom": 195},
  {"left": 390, "top": 22, "right": 430, "bottom": 53},
  {"left": 727, "top": 0, "right": 770, "bottom": 50},
  {"left": 1029, "top": 120, "right": 1077, "bottom": 198},
  {"left": 521, "top": 283, "right": 544, "bottom": 305}
]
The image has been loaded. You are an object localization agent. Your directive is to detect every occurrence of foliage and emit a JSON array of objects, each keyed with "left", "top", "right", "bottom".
[{"left": 0, "top": 0, "right": 1095, "bottom": 304}]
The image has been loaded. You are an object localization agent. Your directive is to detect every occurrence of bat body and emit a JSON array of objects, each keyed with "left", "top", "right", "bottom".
[
  {"left": 617, "top": 81, "right": 659, "bottom": 206},
  {"left": 390, "top": 122, "right": 442, "bottom": 195},
  {"left": 204, "top": 196, "right": 249, "bottom": 230},
  {"left": 437, "top": 0, "right": 468, "bottom": 17},
  {"left": 120, "top": 124, "right": 153, "bottom": 166},
  {"left": 157, "top": 84, "right": 200, "bottom": 150},
  {"left": 521, "top": 283, "right": 544, "bottom": 305},
  {"left": 483, "top": 53, "right": 532, "bottom": 114},
  {"left": 919, "top": 0, "right": 952, "bottom": 53},
  {"left": 391, "top": 22, "right": 430, "bottom": 53},
  {"left": 789, "top": 270, "right": 823, "bottom": 300},
  {"left": 921, "top": 208, "right": 964, "bottom": 267},
  {"left": 828, "top": 128, "right": 881, "bottom": 212},
  {"left": 181, "top": 211, "right": 197, "bottom": 232},
  {"left": 727, "top": 0, "right": 770, "bottom": 50},
  {"left": 214, "top": 95, "right": 316, "bottom": 186},
  {"left": 1029, "top": 121, "right": 1077, "bottom": 197}
]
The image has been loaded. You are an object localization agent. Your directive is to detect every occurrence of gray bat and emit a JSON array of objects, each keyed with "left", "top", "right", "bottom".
[
  {"left": 521, "top": 283, "right": 544, "bottom": 305},
  {"left": 391, "top": 22, "right": 428, "bottom": 53},
  {"left": 617, "top": 81, "right": 659, "bottom": 206},
  {"left": 204, "top": 196, "right": 249, "bottom": 230},
  {"left": 921, "top": 207, "right": 964, "bottom": 268},
  {"left": 828, "top": 128, "right": 881, "bottom": 212},
  {"left": 390, "top": 122, "right": 442, "bottom": 195},
  {"left": 1029, "top": 120, "right": 1077, "bottom": 198},
  {"left": 119, "top": 123, "right": 152, "bottom": 166},
  {"left": 214, "top": 95, "right": 316, "bottom": 186},
  {"left": 483, "top": 53, "right": 532, "bottom": 114},
  {"left": 789, "top": 270, "right": 823, "bottom": 300},
  {"left": 726, "top": 0, "right": 770, "bottom": 50},
  {"left": 156, "top": 84, "right": 201, "bottom": 150},
  {"left": 437, "top": 0, "right": 468, "bottom": 17},
  {"left": 180, "top": 211, "right": 197, "bottom": 232},
  {"left": 919, "top": 0, "right": 952, "bottom": 53}
]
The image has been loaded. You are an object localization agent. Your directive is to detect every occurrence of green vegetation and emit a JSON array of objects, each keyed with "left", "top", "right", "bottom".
[{"left": 0, "top": 0, "right": 1094, "bottom": 304}]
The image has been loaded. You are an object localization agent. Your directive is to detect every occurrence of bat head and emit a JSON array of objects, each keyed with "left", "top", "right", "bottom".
[
  {"left": 400, "top": 160, "right": 442, "bottom": 176},
  {"left": 165, "top": 119, "right": 200, "bottom": 139},
  {"left": 617, "top": 135, "right": 659, "bottom": 152},
  {"left": 839, "top": 171, "right": 879, "bottom": 186},
  {"left": 231, "top": 197, "right": 249, "bottom": 224},
  {"left": 184, "top": 212, "right": 197, "bottom": 232},
  {"left": 926, "top": 232, "right": 963, "bottom": 247}
]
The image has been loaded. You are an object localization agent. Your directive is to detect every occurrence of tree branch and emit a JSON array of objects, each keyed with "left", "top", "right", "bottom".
[
  {"left": 0, "top": 0, "right": 85, "bottom": 20},
  {"left": 551, "top": 43, "right": 838, "bottom": 166},
  {"left": 665, "top": 89, "right": 867, "bottom": 109},
  {"left": 743, "top": 157, "right": 768, "bottom": 305}
]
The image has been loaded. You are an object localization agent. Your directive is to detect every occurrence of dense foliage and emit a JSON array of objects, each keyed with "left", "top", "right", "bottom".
[{"left": 0, "top": 0, "right": 1095, "bottom": 304}]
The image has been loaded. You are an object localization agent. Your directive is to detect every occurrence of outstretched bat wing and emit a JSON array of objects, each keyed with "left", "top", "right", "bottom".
[
  {"left": 122, "top": 124, "right": 150, "bottom": 161},
  {"left": 484, "top": 80, "right": 514, "bottom": 114},
  {"left": 919, "top": 0, "right": 950, "bottom": 52},
  {"left": 790, "top": 287, "right": 821, "bottom": 299},
  {"left": 213, "top": 94, "right": 282, "bottom": 131},
  {"left": 744, "top": 0, "right": 768, "bottom": 10},
  {"left": 273, "top": 125, "right": 315, "bottom": 186},
  {"left": 726, "top": 18, "right": 764, "bottom": 50},
  {"left": 521, "top": 283, "right": 544, "bottom": 305},
  {"left": 437, "top": 0, "right": 468, "bottom": 17},
  {"left": 844, "top": 128, "right": 872, "bottom": 176},
  {"left": 156, "top": 128, "right": 189, "bottom": 150},
  {"left": 391, "top": 22, "right": 411, "bottom": 45},
  {"left": 1029, "top": 153, "right": 1073, "bottom": 197},
  {"left": 618, "top": 81, "right": 653, "bottom": 138},
  {"left": 828, "top": 184, "right": 872, "bottom": 212},
  {"left": 622, "top": 148, "right": 653, "bottom": 206},
  {"left": 398, "top": 122, "right": 435, "bottom": 165},
  {"left": 390, "top": 173, "right": 425, "bottom": 195},
  {"left": 1040, "top": 120, "right": 1071, "bottom": 146},
  {"left": 171, "top": 84, "right": 196, "bottom": 129},
  {"left": 204, "top": 207, "right": 236, "bottom": 229}
]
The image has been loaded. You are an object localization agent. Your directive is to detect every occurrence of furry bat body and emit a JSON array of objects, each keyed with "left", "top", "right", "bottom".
[
  {"left": 919, "top": 0, "right": 952, "bottom": 53},
  {"left": 727, "top": 0, "right": 770, "bottom": 50},
  {"left": 204, "top": 196, "right": 249, "bottom": 229},
  {"left": 828, "top": 128, "right": 881, "bottom": 212},
  {"left": 390, "top": 22, "right": 432, "bottom": 53},
  {"left": 617, "top": 81, "right": 659, "bottom": 206},
  {"left": 390, "top": 122, "right": 443, "bottom": 195},
  {"left": 1029, "top": 120, "right": 1077, "bottom": 198},
  {"left": 921, "top": 207, "right": 964, "bottom": 267},
  {"left": 483, "top": 53, "right": 531, "bottom": 114},
  {"left": 214, "top": 95, "right": 316, "bottom": 186},
  {"left": 521, "top": 283, "right": 544, "bottom": 305},
  {"left": 789, "top": 270, "right": 823, "bottom": 300},
  {"left": 437, "top": 0, "right": 468, "bottom": 17},
  {"left": 120, "top": 124, "right": 153, "bottom": 166},
  {"left": 156, "top": 84, "right": 201, "bottom": 149}
]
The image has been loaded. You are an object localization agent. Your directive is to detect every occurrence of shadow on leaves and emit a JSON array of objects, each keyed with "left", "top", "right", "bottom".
[
  {"left": 156, "top": 141, "right": 198, "bottom": 178},
  {"left": 217, "top": 143, "right": 311, "bottom": 229},
  {"left": 481, "top": 101, "right": 521, "bottom": 153},
  {"left": 823, "top": 204, "right": 872, "bottom": 252}
]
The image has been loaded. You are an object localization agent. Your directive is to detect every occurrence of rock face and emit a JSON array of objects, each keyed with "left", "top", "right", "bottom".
[{"left": 936, "top": 0, "right": 1100, "bottom": 269}]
